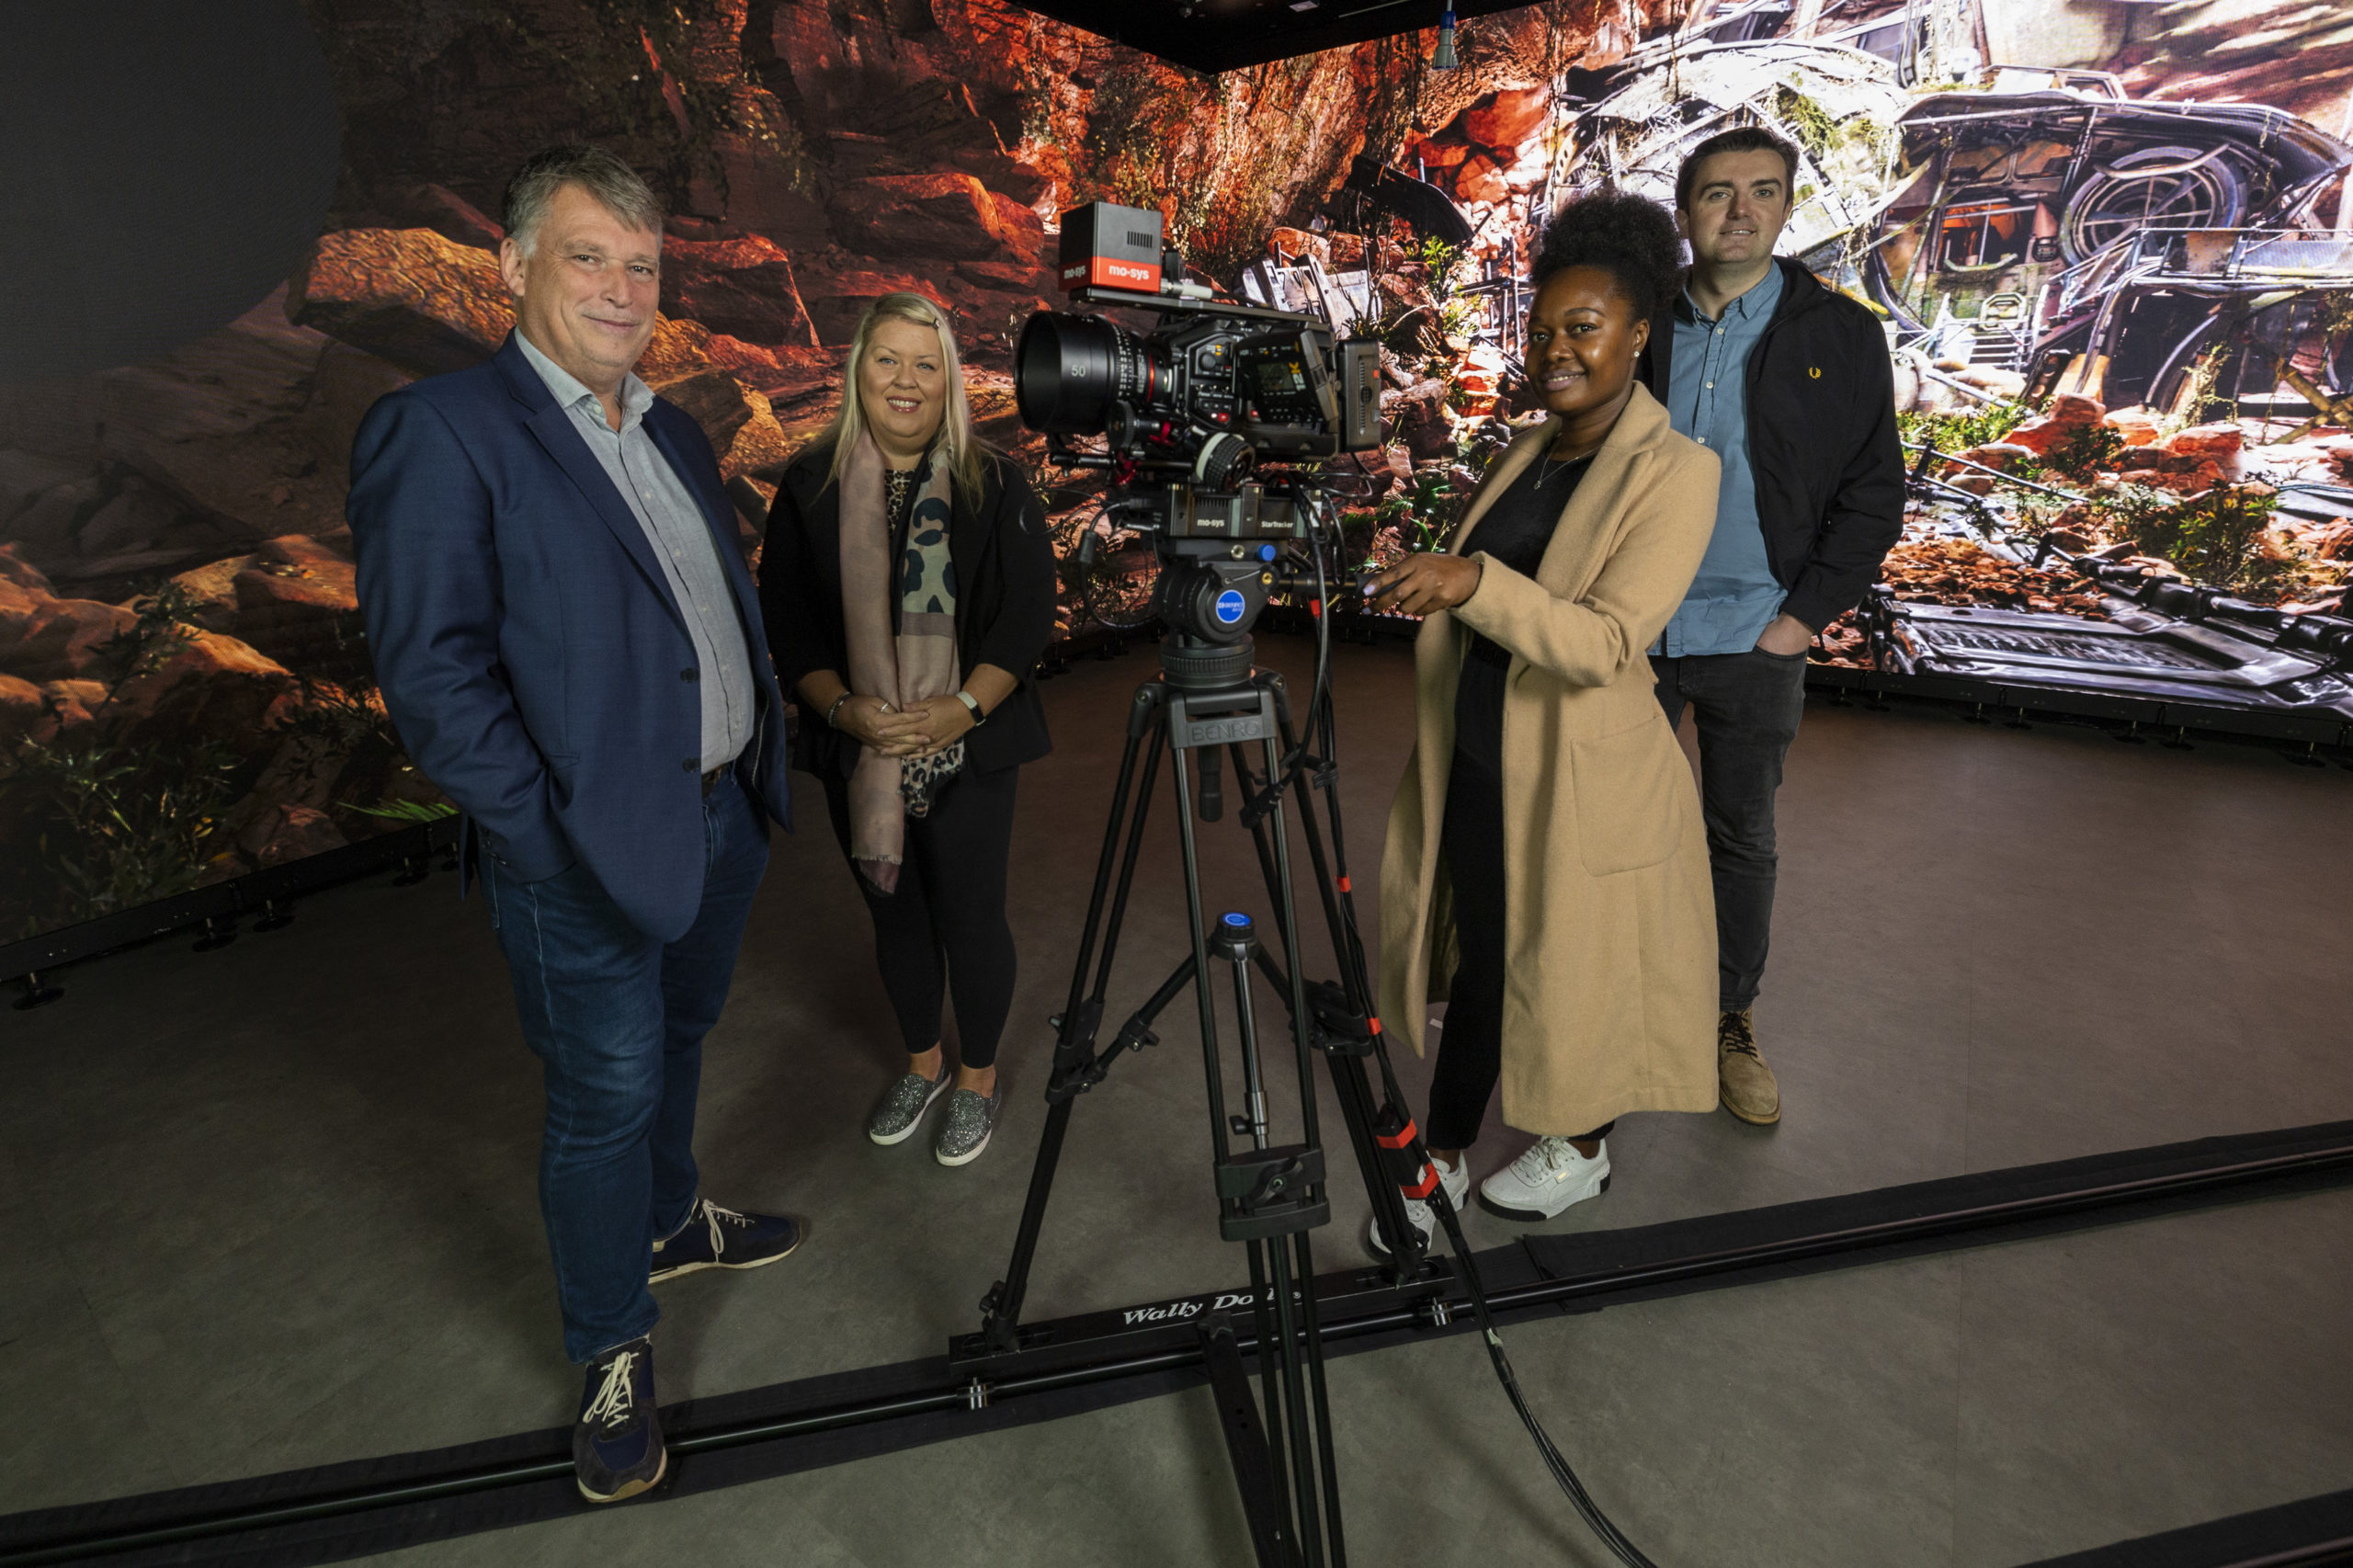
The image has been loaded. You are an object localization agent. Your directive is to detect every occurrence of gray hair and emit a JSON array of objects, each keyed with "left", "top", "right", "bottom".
[{"left": 501, "top": 145, "right": 663, "bottom": 256}]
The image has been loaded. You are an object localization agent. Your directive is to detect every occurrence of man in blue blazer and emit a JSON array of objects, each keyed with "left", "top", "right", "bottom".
[{"left": 349, "top": 145, "right": 800, "bottom": 1504}]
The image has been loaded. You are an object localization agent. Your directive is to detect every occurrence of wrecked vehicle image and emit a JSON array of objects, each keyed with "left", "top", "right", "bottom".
[
  {"left": 1847, "top": 76, "right": 2353, "bottom": 736},
  {"left": 1867, "top": 76, "right": 2353, "bottom": 415}
]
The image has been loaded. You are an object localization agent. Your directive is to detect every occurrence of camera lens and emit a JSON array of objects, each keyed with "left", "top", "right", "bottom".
[{"left": 1015, "top": 312, "right": 1161, "bottom": 434}]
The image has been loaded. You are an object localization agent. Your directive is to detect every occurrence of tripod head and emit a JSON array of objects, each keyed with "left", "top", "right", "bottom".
[{"left": 1069, "top": 476, "right": 1359, "bottom": 694}]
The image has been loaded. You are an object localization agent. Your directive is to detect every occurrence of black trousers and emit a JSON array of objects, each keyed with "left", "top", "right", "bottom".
[
  {"left": 1426, "top": 744, "right": 1612, "bottom": 1153},
  {"left": 1648, "top": 647, "right": 1809, "bottom": 1012},
  {"left": 821, "top": 764, "right": 1020, "bottom": 1070}
]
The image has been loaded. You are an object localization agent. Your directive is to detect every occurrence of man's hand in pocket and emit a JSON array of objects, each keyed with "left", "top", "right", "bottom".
[{"left": 1755, "top": 612, "right": 1814, "bottom": 656}]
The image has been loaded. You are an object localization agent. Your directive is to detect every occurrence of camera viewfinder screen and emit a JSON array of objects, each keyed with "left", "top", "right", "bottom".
[
  {"left": 1254, "top": 358, "right": 1306, "bottom": 396},
  {"left": 1239, "top": 338, "right": 1321, "bottom": 423}
]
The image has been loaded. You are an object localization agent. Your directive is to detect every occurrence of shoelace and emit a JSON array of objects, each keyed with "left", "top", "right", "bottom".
[
  {"left": 583, "top": 1350, "right": 640, "bottom": 1432},
  {"left": 1722, "top": 1034, "right": 1762, "bottom": 1060},
  {"left": 1514, "top": 1137, "right": 1584, "bottom": 1181},
  {"left": 698, "top": 1200, "right": 751, "bottom": 1257}
]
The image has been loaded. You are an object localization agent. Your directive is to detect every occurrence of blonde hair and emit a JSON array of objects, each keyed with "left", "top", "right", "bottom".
[{"left": 822, "top": 292, "right": 992, "bottom": 501}]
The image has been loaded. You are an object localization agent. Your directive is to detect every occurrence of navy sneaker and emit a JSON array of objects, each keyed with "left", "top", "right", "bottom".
[
  {"left": 648, "top": 1197, "right": 802, "bottom": 1283},
  {"left": 574, "top": 1336, "right": 664, "bottom": 1503}
]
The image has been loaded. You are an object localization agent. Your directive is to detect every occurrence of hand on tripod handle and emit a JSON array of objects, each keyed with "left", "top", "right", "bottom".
[{"left": 1365, "top": 551, "right": 1482, "bottom": 616}]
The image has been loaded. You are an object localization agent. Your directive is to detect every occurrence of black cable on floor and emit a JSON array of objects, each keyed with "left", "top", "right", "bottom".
[{"left": 1431, "top": 1189, "right": 1660, "bottom": 1568}]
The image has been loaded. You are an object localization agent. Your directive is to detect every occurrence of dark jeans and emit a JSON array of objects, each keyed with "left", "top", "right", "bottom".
[
  {"left": 1427, "top": 745, "right": 1612, "bottom": 1153},
  {"left": 481, "top": 770, "right": 769, "bottom": 1364},
  {"left": 821, "top": 764, "right": 1019, "bottom": 1071},
  {"left": 1650, "top": 647, "right": 1810, "bottom": 1012}
]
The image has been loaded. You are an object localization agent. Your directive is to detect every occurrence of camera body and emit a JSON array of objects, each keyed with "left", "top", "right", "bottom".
[
  {"left": 1017, "top": 202, "right": 1381, "bottom": 511},
  {"left": 1018, "top": 203, "right": 1377, "bottom": 679}
]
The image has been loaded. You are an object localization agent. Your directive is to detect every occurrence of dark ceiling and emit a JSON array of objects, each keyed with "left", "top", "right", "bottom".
[{"left": 1010, "top": 0, "right": 1542, "bottom": 75}]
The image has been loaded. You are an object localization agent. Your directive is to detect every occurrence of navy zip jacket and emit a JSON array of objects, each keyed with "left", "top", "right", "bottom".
[{"left": 1636, "top": 257, "right": 1905, "bottom": 633}]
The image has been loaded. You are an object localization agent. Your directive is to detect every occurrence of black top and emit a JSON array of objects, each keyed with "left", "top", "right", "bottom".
[
  {"left": 1453, "top": 449, "right": 1592, "bottom": 771},
  {"left": 758, "top": 440, "right": 1060, "bottom": 778},
  {"left": 1634, "top": 257, "right": 1904, "bottom": 633}
]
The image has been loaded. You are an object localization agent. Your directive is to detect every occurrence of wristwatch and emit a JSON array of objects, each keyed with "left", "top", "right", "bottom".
[{"left": 956, "top": 690, "right": 985, "bottom": 725}]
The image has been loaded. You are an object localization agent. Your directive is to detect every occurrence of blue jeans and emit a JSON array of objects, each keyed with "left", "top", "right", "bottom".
[
  {"left": 481, "top": 771, "right": 769, "bottom": 1363},
  {"left": 1650, "top": 648, "right": 1809, "bottom": 1012}
]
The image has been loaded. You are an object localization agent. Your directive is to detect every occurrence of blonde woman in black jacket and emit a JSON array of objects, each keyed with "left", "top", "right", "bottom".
[{"left": 758, "top": 292, "right": 1058, "bottom": 1167}]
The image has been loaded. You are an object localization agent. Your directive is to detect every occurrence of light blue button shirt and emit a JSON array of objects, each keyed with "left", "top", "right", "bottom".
[
  {"left": 516, "top": 330, "right": 756, "bottom": 771},
  {"left": 1655, "top": 265, "right": 1787, "bottom": 657}
]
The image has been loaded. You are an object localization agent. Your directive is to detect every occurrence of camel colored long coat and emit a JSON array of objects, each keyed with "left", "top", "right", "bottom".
[{"left": 1377, "top": 383, "right": 1722, "bottom": 1137}]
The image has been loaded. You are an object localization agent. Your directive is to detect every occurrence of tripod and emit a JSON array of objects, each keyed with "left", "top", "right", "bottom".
[{"left": 962, "top": 629, "right": 1449, "bottom": 1568}]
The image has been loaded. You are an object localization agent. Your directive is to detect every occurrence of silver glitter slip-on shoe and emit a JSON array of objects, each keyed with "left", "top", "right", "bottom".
[
  {"left": 934, "top": 1082, "right": 1004, "bottom": 1167},
  {"left": 869, "top": 1059, "right": 955, "bottom": 1146}
]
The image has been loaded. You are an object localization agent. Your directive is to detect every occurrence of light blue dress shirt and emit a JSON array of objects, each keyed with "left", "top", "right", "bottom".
[
  {"left": 1654, "top": 265, "right": 1788, "bottom": 656},
  {"left": 517, "top": 330, "right": 756, "bottom": 771}
]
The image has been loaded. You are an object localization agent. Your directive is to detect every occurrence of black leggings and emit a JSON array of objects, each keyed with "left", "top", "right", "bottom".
[
  {"left": 821, "top": 764, "right": 1020, "bottom": 1070},
  {"left": 1424, "top": 746, "right": 1613, "bottom": 1152}
]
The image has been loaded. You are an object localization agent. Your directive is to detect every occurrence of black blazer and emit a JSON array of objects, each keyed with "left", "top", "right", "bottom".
[
  {"left": 1634, "top": 257, "right": 1904, "bottom": 633},
  {"left": 759, "top": 438, "right": 1058, "bottom": 778}
]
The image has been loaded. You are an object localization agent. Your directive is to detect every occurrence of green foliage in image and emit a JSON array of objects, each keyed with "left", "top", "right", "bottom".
[
  {"left": 1079, "top": 60, "right": 1180, "bottom": 211},
  {"left": 0, "top": 580, "right": 248, "bottom": 930},
  {"left": 91, "top": 583, "right": 202, "bottom": 698},
  {"left": 2028, "top": 423, "right": 2127, "bottom": 484},
  {"left": 342, "top": 799, "right": 459, "bottom": 824},
  {"left": 2110, "top": 483, "right": 2289, "bottom": 594},
  {"left": 1897, "top": 401, "right": 2031, "bottom": 453},
  {"left": 1771, "top": 86, "right": 1837, "bottom": 159},
  {"left": 5, "top": 736, "right": 243, "bottom": 933},
  {"left": 2169, "top": 344, "right": 2234, "bottom": 431},
  {"left": 1373, "top": 469, "right": 1457, "bottom": 556}
]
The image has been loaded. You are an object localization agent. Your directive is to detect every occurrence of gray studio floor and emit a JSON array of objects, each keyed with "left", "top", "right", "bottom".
[{"left": 6, "top": 636, "right": 2351, "bottom": 1567}]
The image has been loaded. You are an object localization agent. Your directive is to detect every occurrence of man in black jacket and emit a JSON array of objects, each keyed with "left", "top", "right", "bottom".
[{"left": 1636, "top": 126, "right": 1904, "bottom": 1126}]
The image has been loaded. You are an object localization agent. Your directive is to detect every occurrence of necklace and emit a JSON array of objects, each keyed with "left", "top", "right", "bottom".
[{"left": 1533, "top": 441, "right": 1598, "bottom": 487}]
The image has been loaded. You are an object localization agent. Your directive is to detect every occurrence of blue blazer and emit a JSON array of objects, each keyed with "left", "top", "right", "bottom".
[{"left": 348, "top": 332, "right": 793, "bottom": 943}]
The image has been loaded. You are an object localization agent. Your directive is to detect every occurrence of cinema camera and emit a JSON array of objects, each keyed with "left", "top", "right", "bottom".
[{"left": 1013, "top": 201, "right": 1382, "bottom": 683}]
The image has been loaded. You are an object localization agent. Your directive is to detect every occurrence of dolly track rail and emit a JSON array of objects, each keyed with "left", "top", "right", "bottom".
[{"left": 8, "top": 1124, "right": 2351, "bottom": 1567}]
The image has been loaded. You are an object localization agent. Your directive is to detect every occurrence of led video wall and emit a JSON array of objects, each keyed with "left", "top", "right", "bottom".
[{"left": 2, "top": 0, "right": 2346, "bottom": 946}]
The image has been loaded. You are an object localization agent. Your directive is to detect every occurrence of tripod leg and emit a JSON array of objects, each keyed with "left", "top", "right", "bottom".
[
  {"left": 1243, "top": 1237, "right": 1296, "bottom": 1548},
  {"left": 1255, "top": 709, "right": 1430, "bottom": 1277},
  {"left": 1261, "top": 1228, "right": 1325, "bottom": 1568},
  {"left": 1168, "top": 741, "right": 1238, "bottom": 1168},
  {"left": 1219, "top": 819, "right": 1328, "bottom": 1568},
  {"left": 982, "top": 697, "right": 1168, "bottom": 1349},
  {"left": 1254, "top": 701, "right": 1323, "bottom": 1158},
  {"left": 1291, "top": 1227, "right": 1347, "bottom": 1568},
  {"left": 1070, "top": 718, "right": 1169, "bottom": 1028}
]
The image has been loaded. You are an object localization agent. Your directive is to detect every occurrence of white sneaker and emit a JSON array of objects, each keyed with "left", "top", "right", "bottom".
[
  {"left": 1366, "top": 1153, "right": 1472, "bottom": 1258},
  {"left": 1477, "top": 1136, "right": 1611, "bottom": 1221}
]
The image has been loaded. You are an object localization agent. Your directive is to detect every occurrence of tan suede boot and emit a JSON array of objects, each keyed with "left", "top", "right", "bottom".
[{"left": 1718, "top": 1009, "right": 1781, "bottom": 1125}]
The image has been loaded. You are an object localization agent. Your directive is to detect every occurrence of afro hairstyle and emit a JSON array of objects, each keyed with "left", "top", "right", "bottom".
[{"left": 1529, "top": 188, "right": 1684, "bottom": 324}]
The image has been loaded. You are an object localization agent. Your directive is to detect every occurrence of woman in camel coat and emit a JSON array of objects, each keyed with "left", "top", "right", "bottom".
[{"left": 1368, "top": 191, "right": 1721, "bottom": 1249}]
